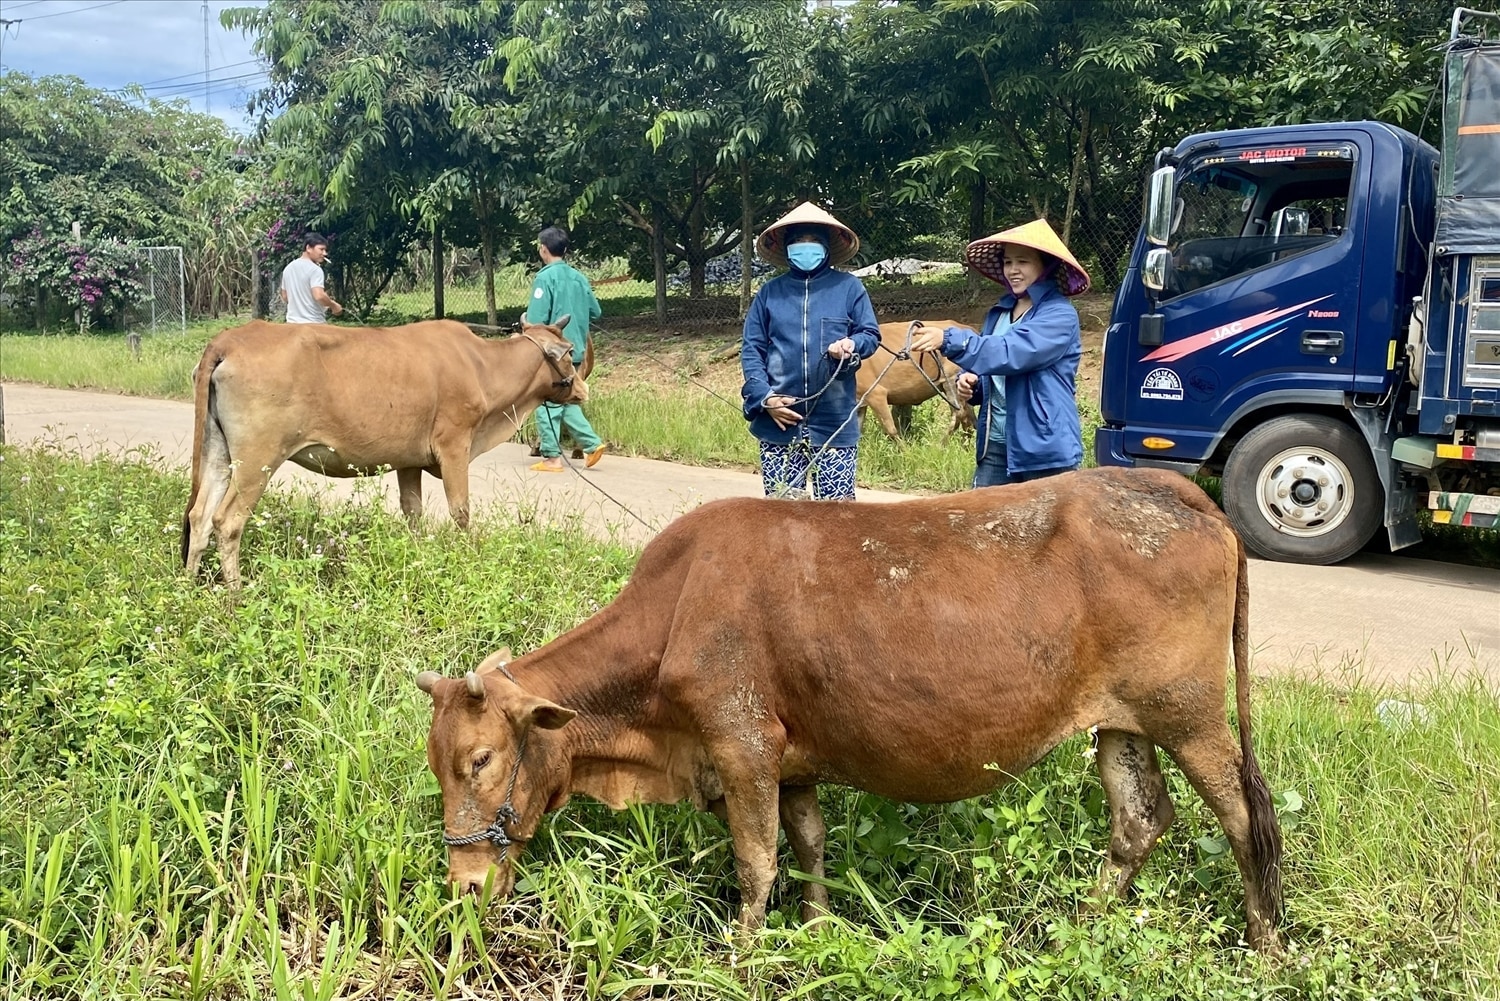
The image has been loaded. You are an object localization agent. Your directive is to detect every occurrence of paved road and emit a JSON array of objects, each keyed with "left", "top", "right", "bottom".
[{"left": 5, "top": 382, "right": 1497, "bottom": 687}]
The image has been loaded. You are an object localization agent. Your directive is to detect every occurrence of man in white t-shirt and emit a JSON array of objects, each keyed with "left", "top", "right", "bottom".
[{"left": 279, "top": 233, "right": 344, "bottom": 323}]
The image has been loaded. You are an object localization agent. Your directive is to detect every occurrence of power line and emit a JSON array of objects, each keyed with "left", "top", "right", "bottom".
[
  {"left": 133, "top": 58, "right": 257, "bottom": 89},
  {"left": 16, "top": 1, "right": 128, "bottom": 21},
  {"left": 1, "top": 1, "right": 56, "bottom": 11},
  {"left": 141, "top": 69, "right": 266, "bottom": 95},
  {"left": 152, "top": 79, "right": 265, "bottom": 103}
]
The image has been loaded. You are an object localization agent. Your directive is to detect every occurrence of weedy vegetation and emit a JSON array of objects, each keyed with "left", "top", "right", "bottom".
[{"left": 1, "top": 445, "right": 1497, "bottom": 999}]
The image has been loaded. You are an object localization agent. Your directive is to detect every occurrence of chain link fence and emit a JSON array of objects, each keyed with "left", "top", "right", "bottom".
[{"left": 125, "top": 246, "right": 187, "bottom": 335}]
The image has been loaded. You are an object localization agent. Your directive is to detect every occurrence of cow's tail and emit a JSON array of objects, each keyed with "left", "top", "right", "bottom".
[
  {"left": 1232, "top": 532, "right": 1284, "bottom": 927},
  {"left": 181, "top": 346, "right": 226, "bottom": 566}
]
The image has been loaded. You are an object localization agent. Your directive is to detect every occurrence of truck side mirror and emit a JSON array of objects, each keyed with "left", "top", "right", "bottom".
[
  {"left": 1146, "top": 166, "right": 1175, "bottom": 246},
  {"left": 1272, "top": 206, "right": 1310, "bottom": 238},
  {"left": 1143, "top": 247, "right": 1171, "bottom": 293}
]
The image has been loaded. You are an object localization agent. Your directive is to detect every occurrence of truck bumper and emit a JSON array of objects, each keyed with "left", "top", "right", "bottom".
[
  {"left": 1094, "top": 427, "right": 1202, "bottom": 475},
  {"left": 1094, "top": 427, "right": 1135, "bottom": 467}
]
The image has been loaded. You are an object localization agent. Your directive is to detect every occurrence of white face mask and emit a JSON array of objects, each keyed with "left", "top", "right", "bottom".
[{"left": 786, "top": 242, "right": 828, "bottom": 272}]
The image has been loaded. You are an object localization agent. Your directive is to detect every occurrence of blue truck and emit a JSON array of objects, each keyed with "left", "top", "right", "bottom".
[{"left": 1097, "top": 7, "right": 1500, "bottom": 564}]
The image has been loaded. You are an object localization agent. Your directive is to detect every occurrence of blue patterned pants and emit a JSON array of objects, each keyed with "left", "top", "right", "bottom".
[{"left": 758, "top": 434, "right": 858, "bottom": 500}]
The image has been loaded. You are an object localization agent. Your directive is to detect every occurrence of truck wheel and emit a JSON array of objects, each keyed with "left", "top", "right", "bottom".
[{"left": 1222, "top": 415, "right": 1382, "bottom": 565}]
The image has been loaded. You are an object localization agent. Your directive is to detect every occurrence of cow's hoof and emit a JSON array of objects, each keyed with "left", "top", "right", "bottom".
[
  {"left": 528, "top": 443, "right": 542, "bottom": 457},
  {"left": 571, "top": 447, "right": 585, "bottom": 460}
]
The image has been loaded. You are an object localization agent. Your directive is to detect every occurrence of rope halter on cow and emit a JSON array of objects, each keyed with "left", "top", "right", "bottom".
[
  {"left": 519, "top": 332, "right": 576, "bottom": 391},
  {"left": 441, "top": 660, "right": 532, "bottom": 850}
]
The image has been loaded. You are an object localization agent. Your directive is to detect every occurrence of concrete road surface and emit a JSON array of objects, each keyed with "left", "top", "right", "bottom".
[{"left": 5, "top": 382, "right": 1496, "bottom": 687}]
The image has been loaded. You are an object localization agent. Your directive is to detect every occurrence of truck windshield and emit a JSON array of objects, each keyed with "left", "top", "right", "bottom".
[{"left": 1164, "top": 145, "right": 1355, "bottom": 298}]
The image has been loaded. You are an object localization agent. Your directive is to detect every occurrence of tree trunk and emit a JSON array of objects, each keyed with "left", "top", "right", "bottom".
[
  {"left": 740, "top": 158, "right": 754, "bottom": 317},
  {"left": 688, "top": 196, "right": 707, "bottom": 300},
  {"left": 1062, "top": 106, "right": 1090, "bottom": 245},
  {"left": 35, "top": 282, "right": 45, "bottom": 332},
  {"left": 432, "top": 221, "right": 445, "bottom": 320},
  {"left": 967, "top": 174, "right": 988, "bottom": 293},
  {"left": 481, "top": 218, "right": 498, "bottom": 327},
  {"left": 652, "top": 203, "right": 668, "bottom": 329}
]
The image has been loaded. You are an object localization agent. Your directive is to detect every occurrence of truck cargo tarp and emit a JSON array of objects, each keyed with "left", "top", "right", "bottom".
[{"left": 1436, "top": 43, "right": 1500, "bottom": 255}]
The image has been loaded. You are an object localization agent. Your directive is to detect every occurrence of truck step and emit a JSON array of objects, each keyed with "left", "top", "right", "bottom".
[{"left": 1428, "top": 491, "right": 1500, "bottom": 527}]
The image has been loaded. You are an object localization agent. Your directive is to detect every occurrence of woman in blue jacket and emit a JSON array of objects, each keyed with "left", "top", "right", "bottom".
[
  {"left": 910, "top": 219, "right": 1090, "bottom": 486},
  {"left": 740, "top": 202, "right": 881, "bottom": 500}
]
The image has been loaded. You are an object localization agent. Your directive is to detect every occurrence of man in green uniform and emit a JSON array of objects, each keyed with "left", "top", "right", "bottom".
[{"left": 527, "top": 225, "right": 605, "bottom": 472}]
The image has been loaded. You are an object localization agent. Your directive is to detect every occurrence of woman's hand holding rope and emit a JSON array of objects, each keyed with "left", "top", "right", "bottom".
[{"left": 763, "top": 395, "right": 804, "bottom": 430}]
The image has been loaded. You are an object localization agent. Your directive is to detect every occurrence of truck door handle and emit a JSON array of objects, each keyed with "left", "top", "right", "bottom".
[{"left": 1301, "top": 330, "right": 1343, "bottom": 355}]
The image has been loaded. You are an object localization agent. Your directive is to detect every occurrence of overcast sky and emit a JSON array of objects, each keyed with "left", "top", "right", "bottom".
[{"left": 0, "top": 0, "right": 268, "bottom": 133}]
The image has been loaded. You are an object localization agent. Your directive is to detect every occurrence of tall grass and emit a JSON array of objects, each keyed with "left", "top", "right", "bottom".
[{"left": 1, "top": 445, "right": 1497, "bottom": 999}]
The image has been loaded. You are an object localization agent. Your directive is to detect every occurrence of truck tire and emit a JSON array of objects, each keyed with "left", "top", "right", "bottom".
[{"left": 1222, "top": 414, "right": 1382, "bottom": 565}]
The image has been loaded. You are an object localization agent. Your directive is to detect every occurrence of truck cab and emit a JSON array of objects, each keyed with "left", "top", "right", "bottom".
[{"left": 1097, "top": 9, "right": 1500, "bottom": 564}]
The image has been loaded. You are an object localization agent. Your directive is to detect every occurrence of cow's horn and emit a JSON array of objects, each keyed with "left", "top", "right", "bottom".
[
  {"left": 554, "top": 313, "right": 571, "bottom": 331},
  {"left": 415, "top": 670, "right": 442, "bottom": 694},
  {"left": 465, "top": 671, "right": 486, "bottom": 699}
]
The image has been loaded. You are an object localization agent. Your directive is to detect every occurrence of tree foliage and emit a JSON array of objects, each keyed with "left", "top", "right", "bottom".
[{"left": 5, "top": 0, "right": 1491, "bottom": 331}]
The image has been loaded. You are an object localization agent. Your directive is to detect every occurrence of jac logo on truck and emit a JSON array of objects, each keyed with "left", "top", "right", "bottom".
[
  {"left": 1238, "top": 147, "right": 1306, "bottom": 164},
  {"left": 1143, "top": 295, "right": 1335, "bottom": 364},
  {"left": 1140, "top": 368, "right": 1185, "bottom": 401}
]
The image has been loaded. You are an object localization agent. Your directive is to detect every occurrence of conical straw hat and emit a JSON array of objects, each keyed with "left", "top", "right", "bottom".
[
  {"left": 964, "top": 218, "right": 1091, "bottom": 296},
  {"left": 756, "top": 201, "right": 860, "bottom": 269}
]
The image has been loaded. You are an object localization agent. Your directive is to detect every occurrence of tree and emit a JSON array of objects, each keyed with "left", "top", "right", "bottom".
[
  {"left": 225, "top": 0, "right": 545, "bottom": 321},
  {"left": 500, "top": 1, "right": 842, "bottom": 320},
  {"left": 0, "top": 72, "right": 247, "bottom": 326},
  {"left": 848, "top": 0, "right": 1468, "bottom": 288}
]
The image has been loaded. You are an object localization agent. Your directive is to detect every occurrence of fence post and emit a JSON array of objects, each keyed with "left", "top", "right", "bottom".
[
  {"left": 251, "top": 253, "right": 265, "bottom": 319},
  {"left": 433, "top": 222, "right": 445, "bottom": 320}
]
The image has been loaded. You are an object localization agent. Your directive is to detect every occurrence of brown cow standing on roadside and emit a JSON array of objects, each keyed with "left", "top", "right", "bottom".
[
  {"left": 416, "top": 467, "right": 1284, "bottom": 952},
  {"left": 182, "top": 316, "right": 585, "bottom": 587},
  {"left": 856, "top": 320, "right": 976, "bottom": 440}
]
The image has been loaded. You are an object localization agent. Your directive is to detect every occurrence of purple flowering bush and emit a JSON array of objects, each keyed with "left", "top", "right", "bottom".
[
  {"left": 7, "top": 229, "right": 145, "bottom": 332},
  {"left": 230, "top": 182, "right": 328, "bottom": 265}
]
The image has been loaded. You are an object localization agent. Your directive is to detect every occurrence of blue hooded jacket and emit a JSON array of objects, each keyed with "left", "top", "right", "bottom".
[
  {"left": 939, "top": 278, "right": 1082, "bottom": 474},
  {"left": 740, "top": 264, "right": 880, "bottom": 447}
]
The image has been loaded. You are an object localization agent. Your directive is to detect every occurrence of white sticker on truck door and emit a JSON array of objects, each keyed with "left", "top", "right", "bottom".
[{"left": 1140, "top": 368, "right": 1184, "bottom": 401}]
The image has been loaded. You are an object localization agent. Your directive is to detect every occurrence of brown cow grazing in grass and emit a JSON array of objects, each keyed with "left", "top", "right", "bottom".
[
  {"left": 416, "top": 467, "right": 1284, "bottom": 952},
  {"left": 182, "top": 316, "right": 585, "bottom": 587},
  {"left": 857, "top": 320, "right": 976, "bottom": 440}
]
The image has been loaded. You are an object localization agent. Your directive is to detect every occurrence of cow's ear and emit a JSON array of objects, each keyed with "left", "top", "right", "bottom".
[
  {"left": 520, "top": 695, "right": 577, "bottom": 731},
  {"left": 544, "top": 340, "right": 570, "bottom": 361},
  {"left": 476, "top": 647, "right": 512, "bottom": 675},
  {"left": 553, "top": 313, "right": 571, "bottom": 332}
]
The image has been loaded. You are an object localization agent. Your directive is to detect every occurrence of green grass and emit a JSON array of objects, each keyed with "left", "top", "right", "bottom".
[
  {"left": 1, "top": 445, "right": 1498, "bottom": 999},
  {"left": 0, "top": 319, "right": 225, "bottom": 398}
]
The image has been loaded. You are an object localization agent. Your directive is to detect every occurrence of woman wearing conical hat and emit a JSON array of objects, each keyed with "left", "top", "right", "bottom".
[
  {"left": 740, "top": 201, "right": 881, "bottom": 500},
  {"left": 910, "top": 219, "right": 1090, "bottom": 487}
]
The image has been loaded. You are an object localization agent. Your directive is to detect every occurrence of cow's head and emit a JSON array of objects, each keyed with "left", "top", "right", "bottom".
[
  {"left": 516, "top": 314, "right": 589, "bottom": 405},
  {"left": 416, "top": 648, "right": 578, "bottom": 898}
]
